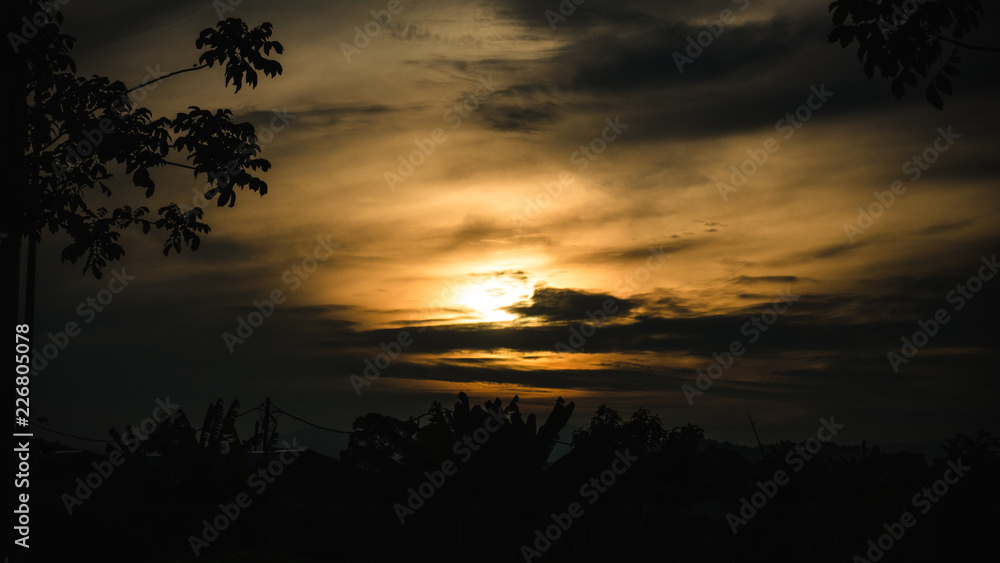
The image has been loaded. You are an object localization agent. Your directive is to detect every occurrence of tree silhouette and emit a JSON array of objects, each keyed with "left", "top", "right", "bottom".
[
  {"left": 570, "top": 404, "right": 668, "bottom": 457},
  {"left": 340, "top": 393, "right": 576, "bottom": 503},
  {"left": 8, "top": 1, "right": 283, "bottom": 328},
  {"left": 29, "top": 393, "right": 1000, "bottom": 560},
  {"left": 342, "top": 394, "right": 574, "bottom": 469},
  {"left": 111, "top": 398, "right": 277, "bottom": 507},
  {"left": 827, "top": 0, "right": 998, "bottom": 109}
]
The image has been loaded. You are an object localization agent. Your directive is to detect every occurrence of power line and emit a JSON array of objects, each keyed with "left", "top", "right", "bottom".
[
  {"left": 269, "top": 402, "right": 573, "bottom": 446},
  {"left": 30, "top": 422, "right": 113, "bottom": 443},
  {"left": 270, "top": 402, "right": 463, "bottom": 435},
  {"left": 27, "top": 405, "right": 264, "bottom": 445},
  {"left": 271, "top": 405, "right": 352, "bottom": 434},
  {"left": 27, "top": 401, "right": 571, "bottom": 447}
]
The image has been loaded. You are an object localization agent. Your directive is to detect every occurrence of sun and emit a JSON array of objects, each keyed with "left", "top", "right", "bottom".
[{"left": 453, "top": 275, "right": 532, "bottom": 323}]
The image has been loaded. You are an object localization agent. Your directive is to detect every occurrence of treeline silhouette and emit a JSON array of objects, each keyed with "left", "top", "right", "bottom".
[{"left": 31, "top": 394, "right": 997, "bottom": 562}]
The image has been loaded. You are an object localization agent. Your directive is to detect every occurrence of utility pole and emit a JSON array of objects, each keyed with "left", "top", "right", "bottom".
[
  {"left": 262, "top": 397, "right": 272, "bottom": 451},
  {"left": 748, "top": 414, "right": 765, "bottom": 461}
]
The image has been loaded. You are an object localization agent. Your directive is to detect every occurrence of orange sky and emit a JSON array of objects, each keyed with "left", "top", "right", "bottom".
[{"left": 29, "top": 0, "right": 1000, "bottom": 456}]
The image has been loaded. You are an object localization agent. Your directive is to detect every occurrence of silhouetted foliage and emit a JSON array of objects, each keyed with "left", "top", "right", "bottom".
[
  {"left": 30, "top": 393, "right": 999, "bottom": 562},
  {"left": 18, "top": 2, "right": 283, "bottom": 277},
  {"left": 571, "top": 404, "right": 669, "bottom": 457},
  {"left": 828, "top": 0, "right": 996, "bottom": 109},
  {"left": 110, "top": 398, "right": 275, "bottom": 507},
  {"left": 340, "top": 393, "right": 576, "bottom": 495}
]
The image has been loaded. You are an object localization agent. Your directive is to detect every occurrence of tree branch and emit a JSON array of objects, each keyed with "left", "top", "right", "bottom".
[
  {"left": 126, "top": 64, "right": 210, "bottom": 93},
  {"left": 35, "top": 123, "right": 71, "bottom": 154},
  {"left": 163, "top": 161, "right": 198, "bottom": 170}
]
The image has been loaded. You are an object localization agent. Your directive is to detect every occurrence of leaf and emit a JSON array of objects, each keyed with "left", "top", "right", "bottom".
[
  {"left": 935, "top": 74, "right": 953, "bottom": 95},
  {"left": 863, "top": 57, "right": 875, "bottom": 79},
  {"left": 839, "top": 26, "right": 855, "bottom": 47},
  {"left": 925, "top": 84, "right": 944, "bottom": 110},
  {"left": 832, "top": 3, "right": 849, "bottom": 26},
  {"left": 132, "top": 169, "right": 155, "bottom": 197}
]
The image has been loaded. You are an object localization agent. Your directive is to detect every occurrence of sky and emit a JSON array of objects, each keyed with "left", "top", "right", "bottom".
[{"left": 28, "top": 0, "right": 1000, "bottom": 457}]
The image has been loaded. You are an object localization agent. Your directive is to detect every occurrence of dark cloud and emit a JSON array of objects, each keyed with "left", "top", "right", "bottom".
[
  {"left": 434, "top": 215, "right": 510, "bottom": 250},
  {"left": 573, "top": 238, "right": 705, "bottom": 265},
  {"left": 495, "top": 83, "right": 555, "bottom": 97},
  {"left": 920, "top": 219, "right": 977, "bottom": 236},
  {"left": 649, "top": 290, "right": 695, "bottom": 316},
  {"left": 505, "top": 286, "right": 638, "bottom": 321},
  {"left": 481, "top": 0, "right": 1000, "bottom": 149},
  {"left": 732, "top": 275, "right": 800, "bottom": 284},
  {"left": 479, "top": 101, "right": 562, "bottom": 133},
  {"left": 811, "top": 240, "right": 869, "bottom": 260},
  {"left": 241, "top": 104, "right": 398, "bottom": 128},
  {"left": 388, "top": 22, "right": 483, "bottom": 46}
]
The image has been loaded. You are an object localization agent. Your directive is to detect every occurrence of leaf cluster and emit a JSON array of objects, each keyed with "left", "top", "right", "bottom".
[
  {"left": 828, "top": 0, "right": 985, "bottom": 108},
  {"left": 21, "top": 10, "right": 283, "bottom": 276}
]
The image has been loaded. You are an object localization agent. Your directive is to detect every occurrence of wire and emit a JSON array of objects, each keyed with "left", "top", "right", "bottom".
[
  {"left": 27, "top": 401, "right": 568, "bottom": 446},
  {"left": 269, "top": 402, "right": 573, "bottom": 448},
  {"left": 271, "top": 406, "right": 352, "bottom": 434},
  {"left": 271, "top": 403, "right": 459, "bottom": 434},
  {"left": 29, "top": 422, "right": 113, "bottom": 443},
  {"left": 237, "top": 406, "right": 264, "bottom": 417},
  {"left": 26, "top": 404, "right": 264, "bottom": 445}
]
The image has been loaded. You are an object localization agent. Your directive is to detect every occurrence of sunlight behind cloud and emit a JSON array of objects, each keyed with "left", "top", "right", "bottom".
[{"left": 452, "top": 274, "right": 533, "bottom": 322}]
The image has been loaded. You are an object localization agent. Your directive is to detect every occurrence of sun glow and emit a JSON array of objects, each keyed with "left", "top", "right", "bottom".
[{"left": 453, "top": 275, "right": 533, "bottom": 323}]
